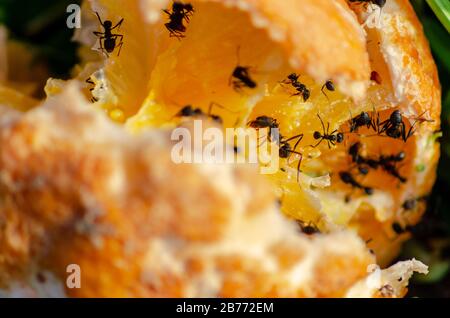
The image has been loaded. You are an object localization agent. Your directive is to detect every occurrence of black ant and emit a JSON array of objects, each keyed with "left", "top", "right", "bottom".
[
  {"left": 278, "top": 134, "right": 304, "bottom": 181},
  {"left": 348, "top": 0, "right": 386, "bottom": 9},
  {"left": 374, "top": 110, "right": 416, "bottom": 142},
  {"left": 349, "top": 143, "right": 407, "bottom": 183},
  {"left": 349, "top": 142, "right": 364, "bottom": 164},
  {"left": 348, "top": 111, "right": 373, "bottom": 133},
  {"left": 348, "top": 142, "right": 378, "bottom": 170},
  {"left": 375, "top": 151, "right": 407, "bottom": 183},
  {"left": 392, "top": 222, "right": 408, "bottom": 235},
  {"left": 312, "top": 114, "right": 344, "bottom": 148},
  {"left": 248, "top": 116, "right": 303, "bottom": 179},
  {"left": 348, "top": 143, "right": 372, "bottom": 175},
  {"left": 402, "top": 196, "right": 427, "bottom": 211},
  {"left": 281, "top": 73, "right": 310, "bottom": 101},
  {"left": 163, "top": 1, "right": 194, "bottom": 39},
  {"left": 230, "top": 66, "right": 257, "bottom": 91},
  {"left": 93, "top": 12, "right": 124, "bottom": 57},
  {"left": 297, "top": 221, "right": 320, "bottom": 235},
  {"left": 339, "top": 171, "right": 374, "bottom": 195},
  {"left": 381, "top": 161, "right": 407, "bottom": 183},
  {"left": 85, "top": 77, "right": 98, "bottom": 103},
  {"left": 175, "top": 103, "right": 223, "bottom": 124},
  {"left": 247, "top": 116, "right": 279, "bottom": 142},
  {"left": 321, "top": 80, "right": 335, "bottom": 100},
  {"left": 173, "top": 2, "right": 195, "bottom": 21},
  {"left": 229, "top": 47, "right": 257, "bottom": 92}
]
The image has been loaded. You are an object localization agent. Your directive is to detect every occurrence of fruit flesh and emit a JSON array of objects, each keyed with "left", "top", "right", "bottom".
[{"left": 71, "top": 0, "right": 430, "bottom": 265}]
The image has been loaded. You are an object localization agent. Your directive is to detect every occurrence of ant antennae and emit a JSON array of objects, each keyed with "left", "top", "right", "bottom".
[
  {"left": 95, "top": 11, "right": 104, "bottom": 25},
  {"left": 208, "top": 102, "right": 239, "bottom": 115},
  {"left": 236, "top": 45, "right": 241, "bottom": 65}
]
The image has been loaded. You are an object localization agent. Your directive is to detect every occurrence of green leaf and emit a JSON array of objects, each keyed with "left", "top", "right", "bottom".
[
  {"left": 426, "top": 0, "right": 450, "bottom": 33},
  {"left": 422, "top": 18, "right": 450, "bottom": 76}
]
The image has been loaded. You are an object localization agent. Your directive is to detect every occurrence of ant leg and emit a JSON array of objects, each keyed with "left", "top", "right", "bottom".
[
  {"left": 116, "top": 41, "right": 124, "bottom": 57},
  {"left": 327, "top": 140, "right": 333, "bottom": 149},
  {"left": 317, "top": 114, "right": 326, "bottom": 135},
  {"left": 168, "top": 30, "right": 185, "bottom": 39},
  {"left": 111, "top": 18, "right": 124, "bottom": 30},
  {"left": 235, "top": 45, "right": 242, "bottom": 66},
  {"left": 289, "top": 150, "right": 303, "bottom": 182},
  {"left": 257, "top": 131, "right": 268, "bottom": 147},
  {"left": 292, "top": 135, "right": 304, "bottom": 153},
  {"left": 112, "top": 34, "right": 124, "bottom": 56},
  {"left": 283, "top": 134, "right": 304, "bottom": 144},
  {"left": 93, "top": 31, "right": 105, "bottom": 37},
  {"left": 321, "top": 84, "right": 330, "bottom": 101},
  {"left": 378, "top": 118, "right": 392, "bottom": 135},
  {"left": 208, "top": 102, "right": 226, "bottom": 116},
  {"left": 97, "top": 37, "right": 109, "bottom": 57},
  {"left": 258, "top": 139, "right": 267, "bottom": 148},
  {"left": 296, "top": 154, "right": 303, "bottom": 182},
  {"left": 370, "top": 107, "right": 379, "bottom": 132},
  {"left": 403, "top": 121, "right": 416, "bottom": 142},
  {"left": 311, "top": 138, "right": 324, "bottom": 148},
  {"left": 330, "top": 139, "right": 337, "bottom": 147}
]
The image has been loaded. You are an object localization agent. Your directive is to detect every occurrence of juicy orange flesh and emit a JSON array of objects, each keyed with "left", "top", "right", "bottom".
[{"left": 77, "top": 1, "right": 420, "bottom": 260}]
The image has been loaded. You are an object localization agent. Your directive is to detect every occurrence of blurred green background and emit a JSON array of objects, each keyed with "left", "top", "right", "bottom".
[{"left": 0, "top": 0, "right": 449, "bottom": 297}]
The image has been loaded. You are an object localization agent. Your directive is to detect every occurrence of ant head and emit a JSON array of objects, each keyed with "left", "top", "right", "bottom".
[
  {"left": 402, "top": 199, "right": 416, "bottom": 210},
  {"left": 301, "top": 225, "right": 319, "bottom": 235},
  {"left": 287, "top": 73, "right": 298, "bottom": 81},
  {"left": 375, "top": 0, "right": 386, "bottom": 8},
  {"left": 336, "top": 133, "right": 344, "bottom": 143},
  {"left": 178, "top": 105, "right": 195, "bottom": 116},
  {"left": 326, "top": 80, "right": 335, "bottom": 91},
  {"left": 211, "top": 115, "right": 223, "bottom": 124},
  {"left": 313, "top": 131, "right": 322, "bottom": 140},
  {"left": 397, "top": 151, "right": 406, "bottom": 160},
  {"left": 173, "top": 2, "right": 185, "bottom": 10},
  {"left": 104, "top": 20, "right": 113, "bottom": 28},
  {"left": 183, "top": 3, "right": 194, "bottom": 11},
  {"left": 339, "top": 171, "right": 351, "bottom": 182},
  {"left": 279, "top": 144, "right": 290, "bottom": 158}
]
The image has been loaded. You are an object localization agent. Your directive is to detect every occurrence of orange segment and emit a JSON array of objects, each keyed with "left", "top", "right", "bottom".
[{"left": 71, "top": 0, "right": 440, "bottom": 266}]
